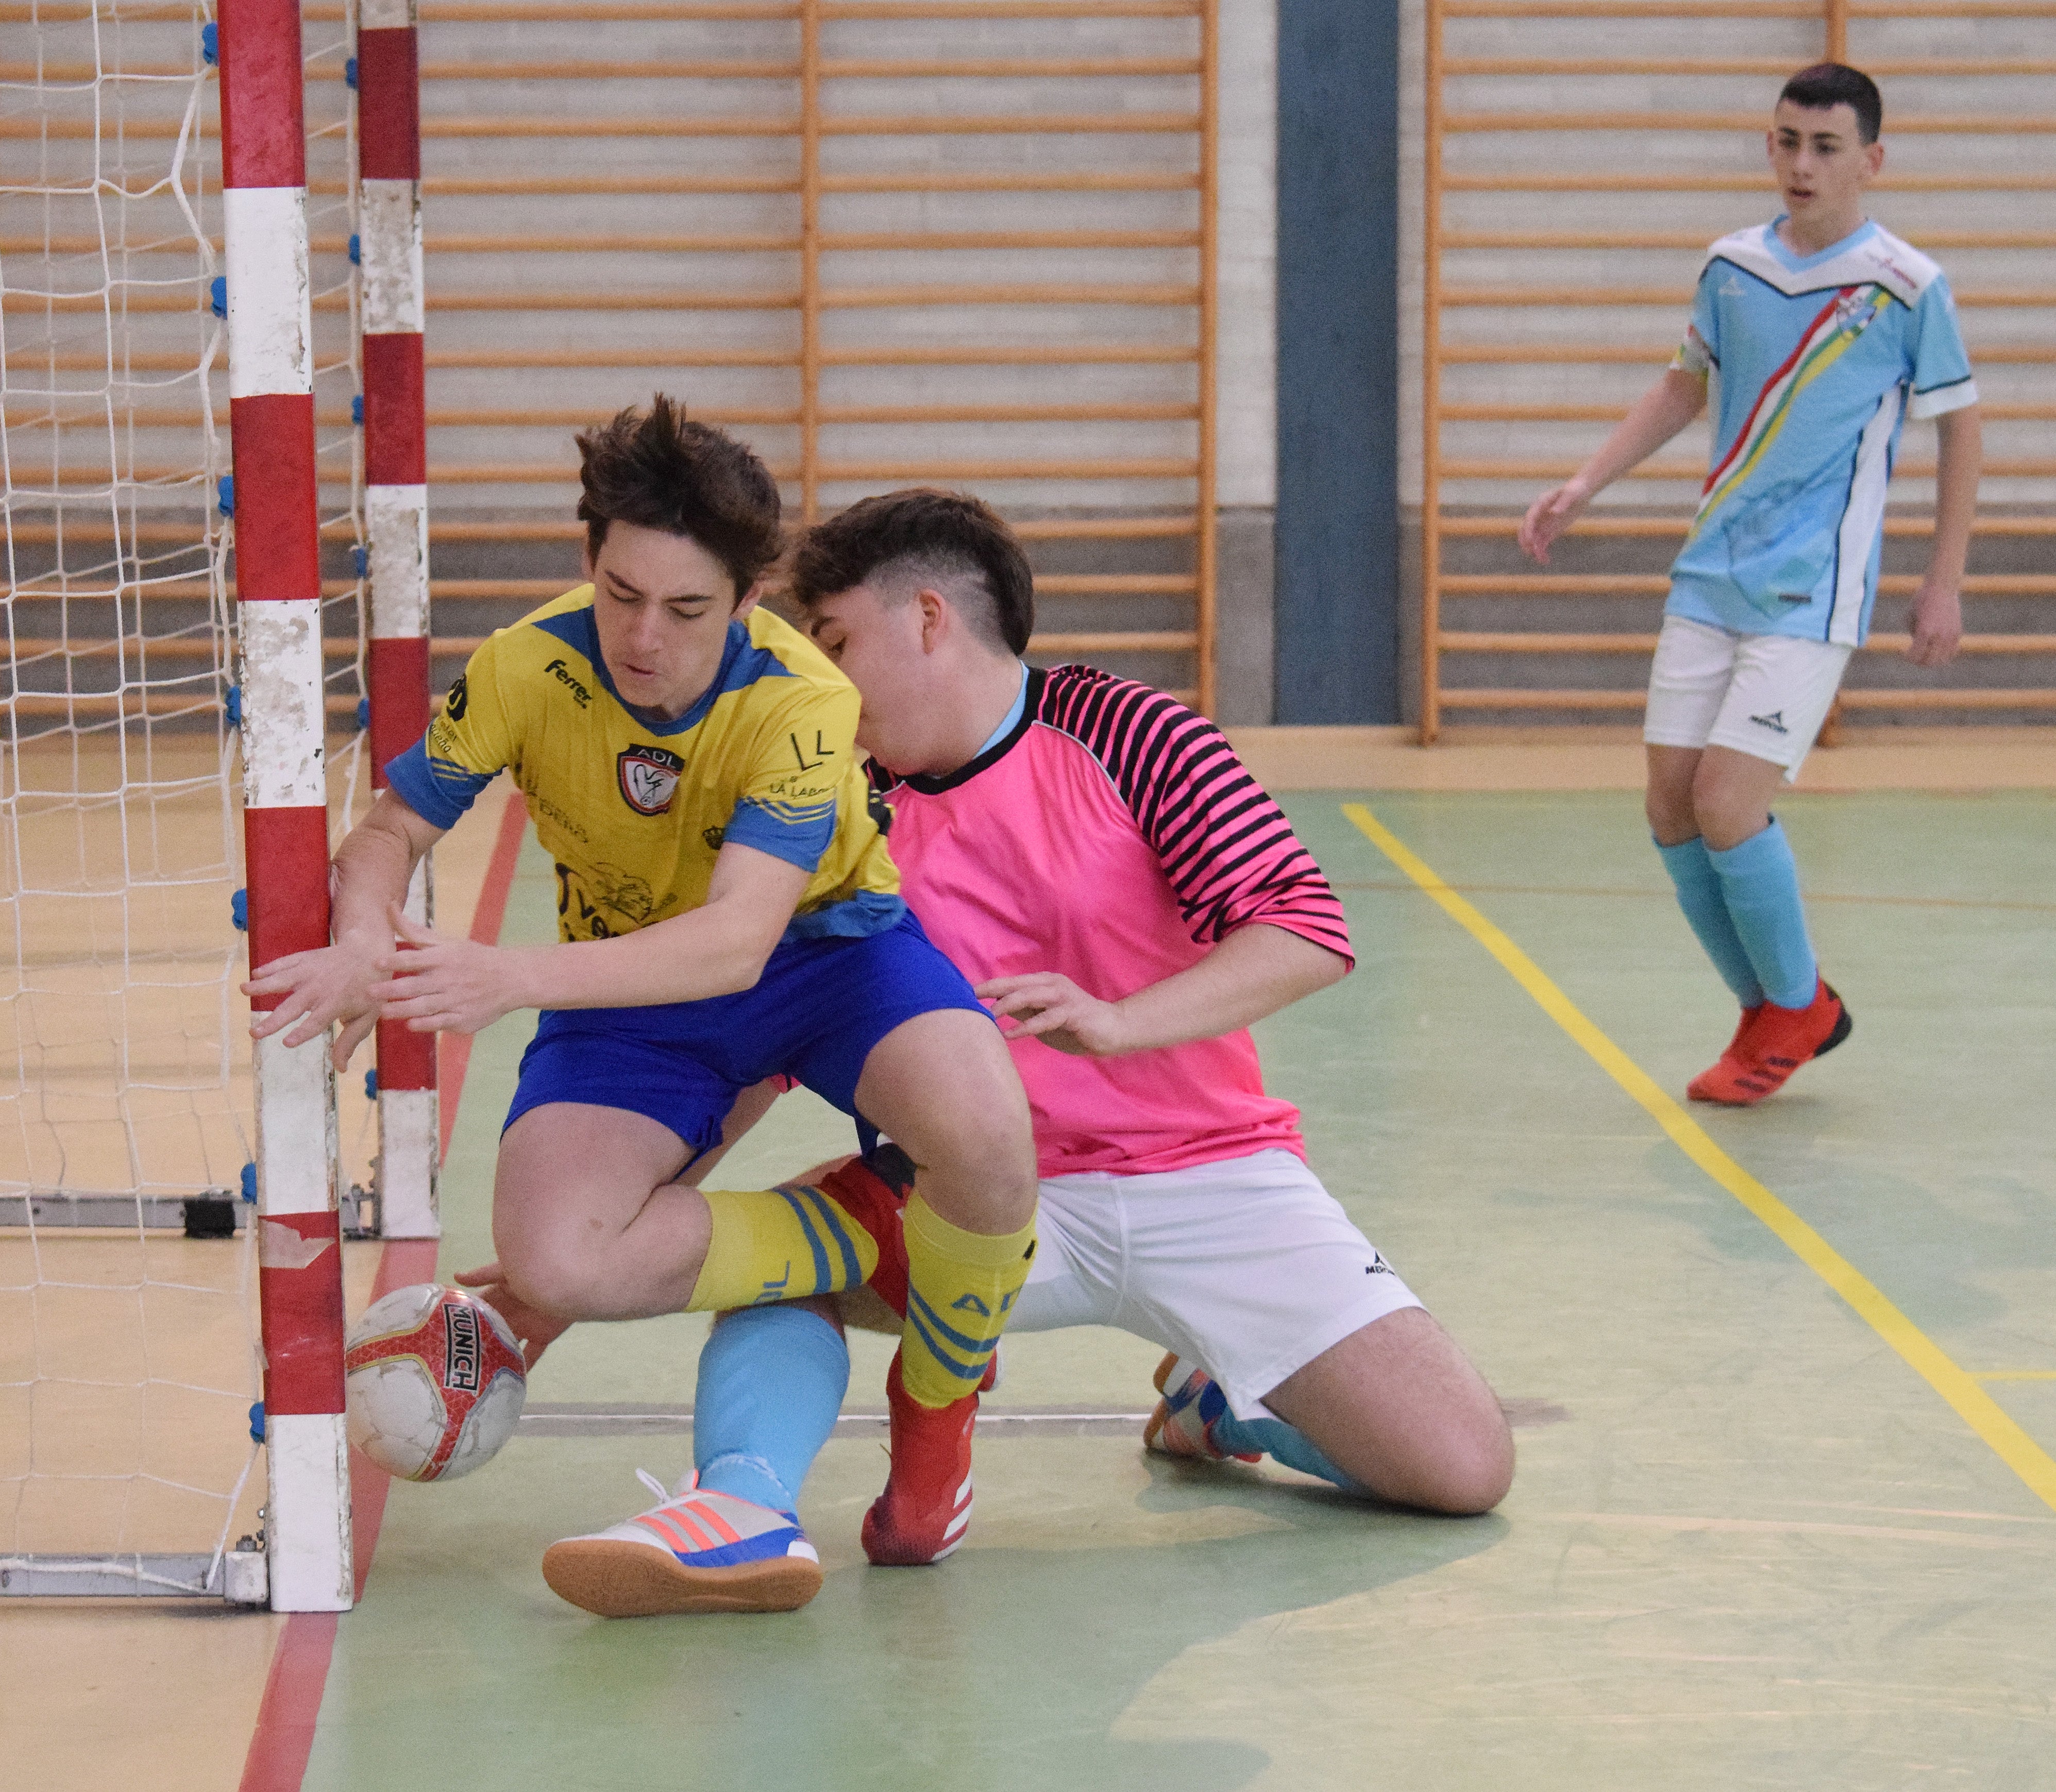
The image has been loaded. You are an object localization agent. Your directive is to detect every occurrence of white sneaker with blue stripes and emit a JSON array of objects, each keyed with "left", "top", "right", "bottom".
[{"left": 543, "top": 1469, "right": 822, "bottom": 1616}]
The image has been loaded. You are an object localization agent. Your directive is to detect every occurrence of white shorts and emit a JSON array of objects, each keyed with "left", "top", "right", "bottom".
[
  {"left": 1009, "top": 1148, "right": 1422, "bottom": 1421},
  {"left": 1643, "top": 615, "right": 1853, "bottom": 783}
]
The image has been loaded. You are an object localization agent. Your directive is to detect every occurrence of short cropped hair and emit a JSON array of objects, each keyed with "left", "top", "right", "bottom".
[
  {"left": 1779, "top": 63, "right": 1882, "bottom": 145},
  {"left": 575, "top": 395, "right": 783, "bottom": 599},
  {"left": 788, "top": 489, "right": 1035, "bottom": 656}
]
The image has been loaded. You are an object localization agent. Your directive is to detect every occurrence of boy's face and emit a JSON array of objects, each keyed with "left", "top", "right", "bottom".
[
  {"left": 1768, "top": 99, "right": 1883, "bottom": 231},
  {"left": 583, "top": 520, "right": 755, "bottom": 721},
  {"left": 802, "top": 582, "right": 933, "bottom": 768}
]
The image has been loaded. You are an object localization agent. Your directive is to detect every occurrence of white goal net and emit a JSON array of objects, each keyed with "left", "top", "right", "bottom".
[{"left": 1, "top": 0, "right": 367, "bottom": 1599}]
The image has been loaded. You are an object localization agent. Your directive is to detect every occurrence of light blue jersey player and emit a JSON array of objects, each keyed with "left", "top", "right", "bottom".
[
  {"left": 1668, "top": 218, "right": 1974, "bottom": 648},
  {"left": 1520, "top": 63, "right": 1981, "bottom": 1106}
]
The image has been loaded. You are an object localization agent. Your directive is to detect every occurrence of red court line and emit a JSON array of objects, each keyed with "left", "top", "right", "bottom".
[
  {"left": 240, "top": 787, "right": 528, "bottom": 1792},
  {"left": 441, "top": 786, "right": 531, "bottom": 1161}
]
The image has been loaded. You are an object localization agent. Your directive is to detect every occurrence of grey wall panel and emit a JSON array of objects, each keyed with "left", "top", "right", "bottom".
[{"left": 1275, "top": 0, "right": 1401, "bottom": 723}]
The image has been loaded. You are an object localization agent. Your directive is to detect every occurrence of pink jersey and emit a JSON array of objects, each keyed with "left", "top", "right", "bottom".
[{"left": 873, "top": 665, "right": 1354, "bottom": 1178}]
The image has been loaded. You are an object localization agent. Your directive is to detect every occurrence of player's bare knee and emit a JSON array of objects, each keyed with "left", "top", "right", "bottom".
[
  {"left": 915, "top": 1105, "right": 1039, "bottom": 1223},
  {"left": 1429, "top": 1410, "right": 1515, "bottom": 1515},
  {"left": 1690, "top": 764, "right": 1771, "bottom": 852},
  {"left": 496, "top": 1235, "right": 603, "bottom": 1319},
  {"left": 1364, "top": 1410, "right": 1512, "bottom": 1516},
  {"left": 917, "top": 1156, "right": 1038, "bottom": 1233},
  {"left": 974, "top": 1116, "right": 1040, "bottom": 1210},
  {"left": 1645, "top": 783, "right": 1697, "bottom": 847}
]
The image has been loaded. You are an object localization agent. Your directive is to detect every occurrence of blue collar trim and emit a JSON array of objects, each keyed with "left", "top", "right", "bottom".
[
  {"left": 974, "top": 662, "right": 1030, "bottom": 758},
  {"left": 529, "top": 610, "right": 789, "bottom": 737}
]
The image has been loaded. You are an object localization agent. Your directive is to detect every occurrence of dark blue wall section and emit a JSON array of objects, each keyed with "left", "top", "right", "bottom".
[{"left": 1274, "top": 0, "right": 1401, "bottom": 723}]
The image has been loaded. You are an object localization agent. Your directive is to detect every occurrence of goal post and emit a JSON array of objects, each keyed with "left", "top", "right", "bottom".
[
  {"left": 357, "top": 0, "right": 439, "bottom": 1240},
  {"left": 220, "top": 0, "right": 353, "bottom": 1613}
]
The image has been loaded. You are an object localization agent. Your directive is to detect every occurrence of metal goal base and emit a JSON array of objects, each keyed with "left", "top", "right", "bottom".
[{"left": 0, "top": 1549, "right": 269, "bottom": 1604}]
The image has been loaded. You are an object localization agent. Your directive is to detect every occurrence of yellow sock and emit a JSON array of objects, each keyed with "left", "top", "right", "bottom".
[
  {"left": 690, "top": 1184, "right": 880, "bottom": 1312},
  {"left": 899, "top": 1191, "right": 1037, "bottom": 1409}
]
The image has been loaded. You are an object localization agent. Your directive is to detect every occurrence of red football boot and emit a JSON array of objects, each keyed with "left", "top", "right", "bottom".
[
  {"left": 1689, "top": 979, "right": 1850, "bottom": 1106},
  {"left": 1686, "top": 1003, "right": 1765, "bottom": 1104},
  {"left": 814, "top": 1152, "right": 914, "bottom": 1316},
  {"left": 861, "top": 1347, "right": 978, "bottom": 1566}
]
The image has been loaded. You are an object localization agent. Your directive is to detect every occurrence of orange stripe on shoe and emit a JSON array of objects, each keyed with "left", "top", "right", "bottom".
[
  {"left": 666, "top": 1506, "right": 720, "bottom": 1553},
  {"left": 694, "top": 1503, "right": 745, "bottom": 1545},
  {"left": 637, "top": 1510, "right": 703, "bottom": 1554}
]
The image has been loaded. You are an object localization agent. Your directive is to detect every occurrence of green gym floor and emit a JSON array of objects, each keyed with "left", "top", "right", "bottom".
[{"left": 304, "top": 789, "right": 2056, "bottom": 1791}]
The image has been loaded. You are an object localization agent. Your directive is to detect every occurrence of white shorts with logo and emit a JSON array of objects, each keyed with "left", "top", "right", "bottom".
[
  {"left": 1644, "top": 615, "right": 1853, "bottom": 782},
  {"left": 1008, "top": 1148, "right": 1422, "bottom": 1421}
]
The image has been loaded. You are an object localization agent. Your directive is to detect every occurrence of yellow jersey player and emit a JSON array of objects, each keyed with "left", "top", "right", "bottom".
[{"left": 244, "top": 399, "right": 1038, "bottom": 1613}]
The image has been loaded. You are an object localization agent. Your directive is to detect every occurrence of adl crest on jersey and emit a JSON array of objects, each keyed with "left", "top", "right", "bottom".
[{"left": 617, "top": 744, "right": 683, "bottom": 815}]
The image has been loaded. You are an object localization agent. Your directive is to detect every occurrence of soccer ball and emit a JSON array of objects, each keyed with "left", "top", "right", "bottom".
[{"left": 344, "top": 1284, "right": 528, "bottom": 1482}]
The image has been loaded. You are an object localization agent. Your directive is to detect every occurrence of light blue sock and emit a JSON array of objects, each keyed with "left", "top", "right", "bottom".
[
  {"left": 692, "top": 1304, "right": 849, "bottom": 1517},
  {"left": 1708, "top": 818, "right": 1818, "bottom": 1010},
  {"left": 1208, "top": 1412, "right": 1366, "bottom": 1496},
  {"left": 1655, "top": 836, "right": 1766, "bottom": 1007}
]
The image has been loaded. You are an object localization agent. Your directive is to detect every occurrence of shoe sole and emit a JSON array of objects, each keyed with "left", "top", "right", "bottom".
[{"left": 541, "top": 1539, "right": 822, "bottom": 1617}]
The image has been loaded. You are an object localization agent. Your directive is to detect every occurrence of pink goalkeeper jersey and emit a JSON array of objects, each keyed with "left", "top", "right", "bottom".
[{"left": 873, "top": 665, "right": 1354, "bottom": 1178}]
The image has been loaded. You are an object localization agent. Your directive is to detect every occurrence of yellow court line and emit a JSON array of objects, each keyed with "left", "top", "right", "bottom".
[
  {"left": 1341, "top": 800, "right": 2056, "bottom": 1517},
  {"left": 1975, "top": 1372, "right": 2056, "bottom": 1383}
]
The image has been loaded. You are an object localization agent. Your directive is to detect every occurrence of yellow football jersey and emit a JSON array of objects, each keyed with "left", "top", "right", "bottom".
[{"left": 384, "top": 588, "right": 901, "bottom": 943}]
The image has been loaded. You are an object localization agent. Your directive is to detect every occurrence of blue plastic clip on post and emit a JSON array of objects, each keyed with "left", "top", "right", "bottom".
[
  {"left": 240, "top": 1163, "right": 259, "bottom": 1203},
  {"left": 217, "top": 475, "right": 235, "bottom": 517},
  {"left": 356, "top": 695, "right": 371, "bottom": 731},
  {"left": 348, "top": 233, "right": 361, "bottom": 265},
  {"left": 351, "top": 544, "right": 369, "bottom": 577},
  {"left": 225, "top": 684, "right": 242, "bottom": 726},
  {"left": 210, "top": 275, "right": 227, "bottom": 318},
  {"left": 201, "top": 23, "right": 218, "bottom": 65},
  {"left": 351, "top": 394, "right": 364, "bottom": 426},
  {"left": 231, "top": 888, "right": 248, "bottom": 931},
  {"left": 365, "top": 1069, "right": 379, "bottom": 1100},
  {"left": 345, "top": 55, "right": 358, "bottom": 88},
  {"left": 248, "top": 1402, "right": 266, "bottom": 1445}
]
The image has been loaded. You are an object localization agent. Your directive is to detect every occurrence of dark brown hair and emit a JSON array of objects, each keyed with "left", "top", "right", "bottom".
[
  {"left": 787, "top": 488, "right": 1034, "bottom": 655},
  {"left": 575, "top": 395, "right": 783, "bottom": 600},
  {"left": 1780, "top": 63, "right": 1882, "bottom": 145}
]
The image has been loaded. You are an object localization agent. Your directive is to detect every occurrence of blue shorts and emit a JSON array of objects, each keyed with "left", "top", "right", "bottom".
[{"left": 504, "top": 911, "right": 987, "bottom": 1157}]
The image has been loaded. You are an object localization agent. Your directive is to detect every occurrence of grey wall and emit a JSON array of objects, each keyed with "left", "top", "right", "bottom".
[{"left": 1273, "top": 0, "right": 1402, "bottom": 724}]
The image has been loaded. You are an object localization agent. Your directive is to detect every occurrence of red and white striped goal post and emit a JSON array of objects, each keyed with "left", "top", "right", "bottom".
[
  {"left": 221, "top": 0, "right": 355, "bottom": 1615},
  {"left": 358, "top": 0, "right": 440, "bottom": 1240}
]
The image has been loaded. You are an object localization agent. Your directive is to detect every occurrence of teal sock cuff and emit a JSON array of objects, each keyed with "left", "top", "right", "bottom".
[
  {"left": 1210, "top": 1412, "right": 1366, "bottom": 1496},
  {"left": 693, "top": 1304, "right": 849, "bottom": 1515},
  {"left": 696, "top": 1450, "right": 796, "bottom": 1515}
]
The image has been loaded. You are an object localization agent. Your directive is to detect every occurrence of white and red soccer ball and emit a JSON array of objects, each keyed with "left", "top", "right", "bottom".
[{"left": 344, "top": 1284, "right": 527, "bottom": 1482}]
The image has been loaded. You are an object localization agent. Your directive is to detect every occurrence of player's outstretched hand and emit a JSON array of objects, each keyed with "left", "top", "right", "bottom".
[
  {"left": 367, "top": 905, "right": 530, "bottom": 1036},
  {"left": 1516, "top": 479, "right": 1592, "bottom": 565},
  {"left": 1906, "top": 578, "right": 1964, "bottom": 668},
  {"left": 454, "top": 1261, "right": 571, "bottom": 1370},
  {"left": 978, "top": 971, "right": 1131, "bottom": 1057},
  {"left": 243, "top": 935, "right": 386, "bottom": 1068}
]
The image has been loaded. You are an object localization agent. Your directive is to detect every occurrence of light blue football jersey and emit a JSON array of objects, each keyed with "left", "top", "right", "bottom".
[{"left": 1666, "top": 219, "right": 1976, "bottom": 646}]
